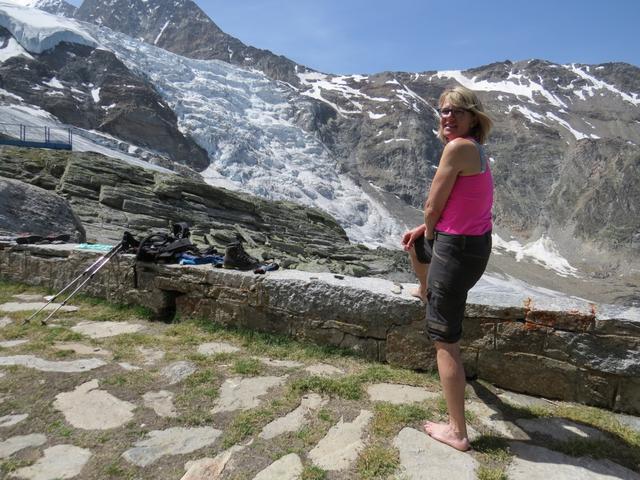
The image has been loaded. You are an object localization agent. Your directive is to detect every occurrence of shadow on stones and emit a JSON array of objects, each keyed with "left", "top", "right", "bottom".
[
  {"left": 154, "top": 289, "right": 181, "bottom": 323},
  {"left": 468, "top": 380, "right": 640, "bottom": 475}
]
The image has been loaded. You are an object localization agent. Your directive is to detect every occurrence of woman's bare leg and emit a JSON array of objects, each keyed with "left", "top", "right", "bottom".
[
  {"left": 424, "top": 340, "right": 470, "bottom": 451},
  {"left": 408, "top": 246, "right": 428, "bottom": 302}
]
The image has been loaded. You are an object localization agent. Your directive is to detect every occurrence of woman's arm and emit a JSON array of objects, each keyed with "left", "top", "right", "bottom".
[
  {"left": 401, "top": 223, "right": 427, "bottom": 251},
  {"left": 424, "top": 141, "right": 476, "bottom": 238}
]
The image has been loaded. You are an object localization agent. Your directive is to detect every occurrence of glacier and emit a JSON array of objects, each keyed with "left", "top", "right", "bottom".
[
  {"left": 82, "top": 23, "right": 407, "bottom": 246},
  {"left": 0, "top": 1, "right": 96, "bottom": 53},
  {"left": 0, "top": 2, "right": 406, "bottom": 246}
]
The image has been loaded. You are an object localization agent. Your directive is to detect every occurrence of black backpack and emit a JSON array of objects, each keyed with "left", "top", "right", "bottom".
[{"left": 135, "top": 233, "right": 194, "bottom": 264}]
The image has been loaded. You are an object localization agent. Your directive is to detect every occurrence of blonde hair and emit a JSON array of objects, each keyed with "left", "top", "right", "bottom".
[{"left": 437, "top": 86, "right": 493, "bottom": 144}]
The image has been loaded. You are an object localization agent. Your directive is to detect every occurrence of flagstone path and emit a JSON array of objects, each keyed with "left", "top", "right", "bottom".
[{"left": 0, "top": 289, "right": 638, "bottom": 479}]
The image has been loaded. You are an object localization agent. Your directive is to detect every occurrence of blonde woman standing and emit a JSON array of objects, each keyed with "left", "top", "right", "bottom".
[{"left": 401, "top": 86, "right": 493, "bottom": 451}]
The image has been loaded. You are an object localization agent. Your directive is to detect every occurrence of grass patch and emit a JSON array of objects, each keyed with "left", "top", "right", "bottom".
[
  {"left": 472, "top": 435, "right": 512, "bottom": 480},
  {"left": 221, "top": 406, "right": 275, "bottom": 448},
  {"left": 289, "top": 375, "right": 363, "bottom": 400},
  {"left": 0, "top": 279, "right": 48, "bottom": 304},
  {"left": 372, "top": 402, "right": 434, "bottom": 437},
  {"left": 476, "top": 465, "right": 508, "bottom": 480},
  {"left": 186, "top": 317, "right": 354, "bottom": 361},
  {"left": 0, "top": 458, "right": 33, "bottom": 477},
  {"left": 232, "top": 358, "right": 263, "bottom": 375},
  {"left": 472, "top": 436, "right": 512, "bottom": 463},
  {"left": 46, "top": 419, "right": 74, "bottom": 438},
  {"left": 73, "top": 294, "right": 154, "bottom": 322},
  {"left": 356, "top": 444, "right": 400, "bottom": 479},
  {"left": 356, "top": 364, "right": 438, "bottom": 388},
  {"left": 101, "top": 370, "right": 155, "bottom": 392},
  {"left": 301, "top": 465, "right": 327, "bottom": 480}
]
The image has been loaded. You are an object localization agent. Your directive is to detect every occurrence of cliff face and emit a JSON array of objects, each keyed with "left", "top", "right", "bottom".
[{"left": 74, "top": 0, "right": 306, "bottom": 84}]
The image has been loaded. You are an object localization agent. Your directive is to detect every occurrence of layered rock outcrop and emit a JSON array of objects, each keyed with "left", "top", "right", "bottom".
[{"left": 0, "top": 146, "right": 409, "bottom": 278}]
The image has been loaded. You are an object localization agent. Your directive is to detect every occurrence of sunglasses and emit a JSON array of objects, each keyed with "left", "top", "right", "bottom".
[{"left": 438, "top": 107, "right": 470, "bottom": 118}]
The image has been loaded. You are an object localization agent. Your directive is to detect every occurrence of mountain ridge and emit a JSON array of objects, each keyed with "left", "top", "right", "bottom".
[{"left": 0, "top": 0, "right": 638, "bottom": 303}]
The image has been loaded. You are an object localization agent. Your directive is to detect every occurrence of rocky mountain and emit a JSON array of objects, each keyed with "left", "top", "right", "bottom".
[
  {"left": 67, "top": 0, "right": 640, "bottom": 262},
  {"left": 13, "top": 0, "right": 76, "bottom": 16},
  {"left": 0, "top": 8, "right": 208, "bottom": 170},
  {"left": 0, "top": 0, "right": 639, "bottom": 304},
  {"left": 74, "top": 0, "right": 305, "bottom": 84}
]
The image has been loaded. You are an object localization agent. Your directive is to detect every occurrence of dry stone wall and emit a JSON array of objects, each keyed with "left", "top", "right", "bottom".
[{"left": 1, "top": 243, "right": 639, "bottom": 414}]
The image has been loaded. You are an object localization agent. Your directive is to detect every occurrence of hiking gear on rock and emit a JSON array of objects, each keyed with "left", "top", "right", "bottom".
[
  {"left": 136, "top": 233, "right": 195, "bottom": 264},
  {"left": 15, "top": 234, "right": 44, "bottom": 244},
  {"left": 254, "top": 263, "right": 279, "bottom": 274},
  {"left": 172, "top": 222, "right": 191, "bottom": 239},
  {"left": 223, "top": 242, "right": 260, "bottom": 271},
  {"left": 179, "top": 252, "right": 224, "bottom": 266}
]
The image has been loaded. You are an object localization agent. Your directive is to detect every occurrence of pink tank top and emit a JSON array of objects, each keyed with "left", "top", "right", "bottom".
[{"left": 435, "top": 141, "right": 493, "bottom": 236}]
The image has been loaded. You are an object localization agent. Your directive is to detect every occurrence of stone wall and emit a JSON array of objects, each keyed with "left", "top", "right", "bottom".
[{"left": 1, "top": 243, "right": 639, "bottom": 415}]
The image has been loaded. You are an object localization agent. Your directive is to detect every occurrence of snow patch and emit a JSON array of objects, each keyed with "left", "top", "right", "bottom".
[
  {"left": 437, "top": 70, "right": 568, "bottom": 108},
  {"left": 492, "top": 234, "right": 578, "bottom": 277},
  {"left": 154, "top": 20, "right": 169, "bottom": 45},
  {"left": 43, "top": 76, "right": 63, "bottom": 89},
  {"left": 566, "top": 63, "right": 640, "bottom": 106},
  {"left": 0, "top": 35, "right": 33, "bottom": 61}
]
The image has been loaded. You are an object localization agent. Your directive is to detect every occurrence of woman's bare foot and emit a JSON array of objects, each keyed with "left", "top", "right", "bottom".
[
  {"left": 423, "top": 421, "right": 470, "bottom": 451},
  {"left": 409, "top": 287, "right": 426, "bottom": 303}
]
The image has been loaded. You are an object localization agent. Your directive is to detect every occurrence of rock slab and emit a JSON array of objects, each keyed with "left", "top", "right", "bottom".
[
  {"left": 507, "top": 442, "right": 640, "bottom": 480},
  {"left": 259, "top": 393, "right": 325, "bottom": 440},
  {"left": 367, "top": 383, "right": 439, "bottom": 404},
  {"left": 53, "top": 379, "right": 135, "bottom": 429},
  {"left": 253, "top": 453, "right": 303, "bottom": 480},
  {"left": 143, "top": 390, "right": 178, "bottom": 418},
  {"left": 161, "top": 361, "right": 197, "bottom": 385},
  {"left": 71, "top": 321, "right": 145, "bottom": 338},
  {"left": 212, "top": 376, "right": 286, "bottom": 413},
  {"left": 122, "top": 427, "right": 222, "bottom": 467},
  {"left": 0, "top": 413, "right": 28, "bottom": 427},
  {"left": 0, "top": 434, "right": 47, "bottom": 459},
  {"left": 11, "top": 444, "right": 92, "bottom": 480},
  {"left": 0, "top": 302, "right": 77, "bottom": 313},
  {"left": 515, "top": 417, "right": 606, "bottom": 442},
  {"left": 308, "top": 410, "right": 373, "bottom": 471},
  {"left": 0, "top": 355, "right": 106, "bottom": 372},
  {"left": 393, "top": 427, "right": 478, "bottom": 480},
  {"left": 197, "top": 342, "right": 241, "bottom": 355},
  {"left": 181, "top": 445, "right": 245, "bottom": 480}
]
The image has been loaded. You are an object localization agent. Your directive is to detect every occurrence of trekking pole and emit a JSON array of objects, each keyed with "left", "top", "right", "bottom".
[
  {"left": 39, "top": 243, "right": 123, "bottom": 325},
  {"left": 23, "top": 242, "right": 123, "bottom": 325},
  {"left": 40, "top": 242, "right": 123, "bottom": 325}
]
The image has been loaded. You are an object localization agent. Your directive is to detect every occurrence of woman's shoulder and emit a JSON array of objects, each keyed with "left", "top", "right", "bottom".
[{"left": 443, "top": 137, "right": 478, "bottom": 155}]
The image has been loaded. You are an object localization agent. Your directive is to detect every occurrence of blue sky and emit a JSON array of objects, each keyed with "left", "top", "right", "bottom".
[{"left": 193, "top": 0, "right": 639, "bottom": 74}]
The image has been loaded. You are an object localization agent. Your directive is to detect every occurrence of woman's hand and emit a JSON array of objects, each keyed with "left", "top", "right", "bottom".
[{"left": 401, "top": 224, "right": 427, "bottom": 251}]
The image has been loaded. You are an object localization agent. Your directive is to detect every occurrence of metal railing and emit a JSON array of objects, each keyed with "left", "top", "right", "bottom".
[{"left": 0, "top": 123, "right": 72, "bottom": 150}]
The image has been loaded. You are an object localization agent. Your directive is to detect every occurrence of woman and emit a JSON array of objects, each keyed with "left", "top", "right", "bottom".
[{"left": 401, "top": 85, "right": 493, "bottom": 451}]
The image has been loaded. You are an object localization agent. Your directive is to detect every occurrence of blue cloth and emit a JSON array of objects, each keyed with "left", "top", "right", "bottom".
[
  {"left": 76, "top": 243, "right": 114, "bottom": 252},
  {"left": 178, "top": 253, "right": 224, "bottom": 266}
]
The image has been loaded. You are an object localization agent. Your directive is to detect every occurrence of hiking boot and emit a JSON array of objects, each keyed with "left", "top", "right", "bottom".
[{"left": 223, "top": 242, "right": 260, "bottom": 271}]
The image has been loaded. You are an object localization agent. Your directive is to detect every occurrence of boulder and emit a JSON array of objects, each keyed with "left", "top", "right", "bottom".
[{"left": 0, "top": 177, "right": 85, "bottom": 241}]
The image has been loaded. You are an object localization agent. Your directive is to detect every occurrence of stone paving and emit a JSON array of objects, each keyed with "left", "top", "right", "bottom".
[{"left": 0, "top": 291, "right": 639, "bottom": 479}]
